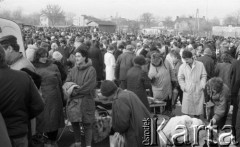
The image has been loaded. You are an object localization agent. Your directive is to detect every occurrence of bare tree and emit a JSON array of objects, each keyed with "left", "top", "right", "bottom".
[
  {"left": 42, "top": 4, "right": 65, "bottom": 26},
  {"left": 235, "top": 9, "right": 240, "bottom": 26},
  {"left": 164, "top": 16, "right": 174, "bottom": 28},
  {"left": 128, "top": 20, "right": 140, "bottom": 34},
  {"left": 12, "top": 8, "right": 23, "bottom": 21},
  {"left": 65, "top": 12, "right": 76, "bottom": 25},
  {"left": 223, "top": 15, "right": 237, "bottom": 26},
  {"left": 140, "top": 12, "right": 155, "bottom": 28},
  {"left": 26, "top": 13, "right": 41, "bottom": 25},
  {"left": 0, "top": 10, "right": 11, "bottom": 19},
  {"left": 209, "top": 17, "right": 220, "bottom": 26}
]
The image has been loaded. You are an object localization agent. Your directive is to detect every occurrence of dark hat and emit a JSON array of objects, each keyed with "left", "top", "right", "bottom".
[
  {"left": 126, "top": 45, "right": 134, "bottom": 51},
  {"left": 40, "top": 42, "right": 49, "bottom": 49},
  {"left": 0, "top": 35, "right": 17, "bottom": 45},
  {"left": 100, "top": 80, "right": 118, "bottom": 97},
  {"left": 182, "top": 50, "right": 193, "bottom": 59},
  {"left": 134, "top": 56, "right": 146, "bottom": 65}
]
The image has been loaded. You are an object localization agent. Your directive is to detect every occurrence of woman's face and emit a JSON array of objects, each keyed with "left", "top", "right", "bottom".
[
  {"left": 39, "top": 53, "right": 48, "bottom": 63},
  {"left": 75, "top": 52, "right": 86, "bottom": 65}
]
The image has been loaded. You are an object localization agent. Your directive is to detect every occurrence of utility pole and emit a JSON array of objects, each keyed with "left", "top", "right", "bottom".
[{"left": 196, "top": 9, "right": 199, "bottom": 36}]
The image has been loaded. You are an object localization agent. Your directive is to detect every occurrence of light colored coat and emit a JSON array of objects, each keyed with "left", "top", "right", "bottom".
[
  {"left": 148, "top": 60, "right": 176, "bottom": 101},
  {"left": 178, "top": 60, "right": 207, "bottom": 115},
  {"left": 104, "top": 51, "right": 116, "bottom": 81}
]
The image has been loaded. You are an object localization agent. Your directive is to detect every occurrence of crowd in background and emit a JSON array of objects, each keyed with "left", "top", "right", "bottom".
[{"left": 1, "top": 25, "right": 240, "bottom": 147}]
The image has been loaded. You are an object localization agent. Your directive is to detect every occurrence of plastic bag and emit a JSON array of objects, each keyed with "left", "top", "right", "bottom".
[{"left": 110, "top": 132, "right": 125, "bottom": 147}]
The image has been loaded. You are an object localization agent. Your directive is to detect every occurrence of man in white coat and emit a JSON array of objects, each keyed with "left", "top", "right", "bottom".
[
  {"left": 104, "top": 44, "right": 116, "bottom": 81},
  {"left": 178, "top": 50, "right": 207, "bottom": 118}
]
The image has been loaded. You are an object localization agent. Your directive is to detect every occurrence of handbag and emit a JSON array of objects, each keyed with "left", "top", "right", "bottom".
[
  {"left": 110, "top": 132, "right": 125, "bottom": 147},
  {"left": 92, "top": 105, "right": 112, "bottom": 143}
]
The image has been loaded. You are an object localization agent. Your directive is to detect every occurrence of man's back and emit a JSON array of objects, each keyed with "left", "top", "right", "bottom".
[
  {"left": 198, "top": 55, "right": 215, "bottom": 80},
  {"left": 0, "top": 67, "right": 43, "bottom": 138},
  {"left": 115, "top": 51, "right": 135, "bottom": 80},
  {"left": 230, "top": 60, "right": 240, "bottom": 95}
]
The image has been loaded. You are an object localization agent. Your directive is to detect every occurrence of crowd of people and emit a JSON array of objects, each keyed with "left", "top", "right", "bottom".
[{"left": 1, "top": 26, "right": 240, "bottom": 147}]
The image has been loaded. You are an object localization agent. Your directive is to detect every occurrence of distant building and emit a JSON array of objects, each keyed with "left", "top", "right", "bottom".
[
  {"left": 212, "top": 26, "right": 240, "bottom": 37},
  {"left": 39, "top": 14, "right": 50, "bottom": 27},
  {"left": 73, "top": 15, "right": 102, "bottom": 26},
  {"left": 174, "top": 16, "right": 206, "bottom": 34},
  {"left": 87, "top": 20, "right": 116, "bottom": 33},
  {"left": 73, "top": 15, "right": 116, "bottom": 33}
]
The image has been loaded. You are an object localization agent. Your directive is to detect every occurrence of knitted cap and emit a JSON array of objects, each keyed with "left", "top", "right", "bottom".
[
  {"left": 126, "top": 45, "right": 134, "bottom": 51},
  {"left": 100, "top": 80, "right": 118, "bottom": 97}
]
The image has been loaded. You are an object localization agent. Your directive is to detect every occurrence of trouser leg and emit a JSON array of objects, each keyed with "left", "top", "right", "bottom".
[
  {"left": 71, "top": 122, "right": 81, "bottom": 143},
  {"left": 232, "top": 95, "right": 239, "bottom": 136},
  {"left": 10, "top": 135, "right": 28, "bottom": 147},
  {"left": 83, "top": 123, "right": 93, "bottom": 146}
]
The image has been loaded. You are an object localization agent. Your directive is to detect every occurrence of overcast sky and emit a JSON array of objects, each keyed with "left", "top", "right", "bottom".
[{"left": 1, "top": 0, "right": 240, "bottom": 20}]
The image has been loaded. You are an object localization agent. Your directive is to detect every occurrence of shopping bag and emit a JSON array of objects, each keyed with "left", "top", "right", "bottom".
[
  {"left": 92, "top": 105, "right": 112, "bottom": 143},
  {"left": 110, "top": 132, "right": 125, "bottom": 147}
]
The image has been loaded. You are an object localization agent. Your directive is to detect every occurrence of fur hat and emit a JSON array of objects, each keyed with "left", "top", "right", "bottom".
[
  {"left": 40, "top": 42, "right": 49, "bottom": 49},
  {"left": 100, "top": 80, "right": 118, "bottom": 97},
  {"left": 134, "top": 56, "right": 146, "bottom": 65},
  {"left": 126, "top": 45, "right": 134, "bottom": 51},
  {"left": 204, "top": 48, "right": 212, "bottom": 56},
  {"left": 52, "top": 51, "right": 63, "bottom": 61}
]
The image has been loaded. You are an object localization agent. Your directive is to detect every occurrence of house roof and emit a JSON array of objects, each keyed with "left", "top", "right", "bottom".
[
  {"left": 88, "top": 20, "right": 116, "bottom": 26},
  {"left": 175, "top": 17, "right": 206, "bottom": 23},
  {"left": 81, "top": 15, "right": 101, "bottom": 22},
  {"left": 81, "top": 15, "right": 116, "bottom": 26}
]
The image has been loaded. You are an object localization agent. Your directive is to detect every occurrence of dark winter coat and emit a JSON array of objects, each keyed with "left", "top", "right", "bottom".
[
  {"left": 215, "top": 62, "right": 231, "bottom": 88},
  {"left": 34, "top": 61, "right": 64, "bottom": 132},
  {"left": 211, "top": 84, "right": 231, "bottom": 129},
  {"left": 88, "top": 45, "right": 104, "bottom": 81},
  {"left": 53, "top": 60, "right": 67, "bottom": 82},
  {"left": 115, "top": 51, "right": 135, "bottom": 81},
  {"left": 197, "top": 55, "right": 215, "bottom": 80},
  {"left": 65, "top": 59, "right": 97, "bottom": 124},
  {"left": 111, "top": 88, "right": 151, "bottom": 147},
  {"left": 0, "top": 113, "right": 11, "bottom": 147},
  {"left": 126, "top": 65, "right": 151, "bottom": 110},
  {"left": 230, "top": 60, "right": 240, "bottom": 96},
  {"left": 57, "top": 45, "right": 70, "bottom": 66},
  {"left": 113, "top": 49, "right": 123, "bottom": 60},
  {"left": 0, "top": 65, "right": 44, "bottom": 138}
]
